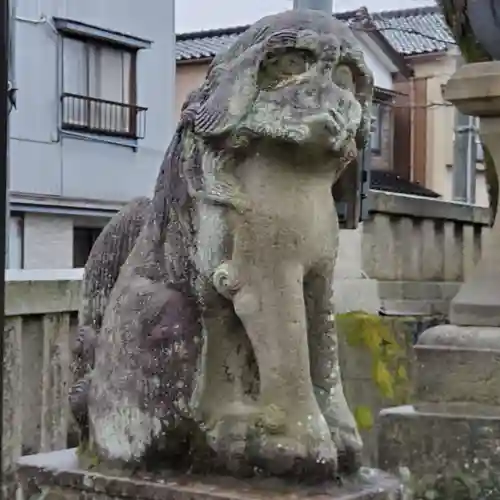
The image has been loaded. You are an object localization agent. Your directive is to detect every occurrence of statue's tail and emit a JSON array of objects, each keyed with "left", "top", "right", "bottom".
[{"left": 69, "top": 196, "right": 153, "bottom": 439}]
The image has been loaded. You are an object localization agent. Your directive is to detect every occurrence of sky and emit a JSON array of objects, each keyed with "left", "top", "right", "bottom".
[{"left": 175, "top": 0, "right": 436, "bottom": 33}]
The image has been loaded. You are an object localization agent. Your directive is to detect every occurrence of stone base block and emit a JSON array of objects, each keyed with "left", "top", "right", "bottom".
[
  {"left": 378, "top": 404, "right": 500, "bottom": 494},
  {"left": 416, "top": 345, "right": 500, "bottom": 405},
  {"left": 415, "top": 325, "right": 500, "bottom": 405},
  {"left": 17, "top": 449, "right": 403, "bottom": 500}
]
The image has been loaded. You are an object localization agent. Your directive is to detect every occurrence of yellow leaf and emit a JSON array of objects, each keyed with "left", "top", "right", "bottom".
[
  {"left": 336, "top": 312, "right": 363, "bottom": 346},
  {"left": 337, "top": 311, "right": 383, "bottom": 351},
  {"left": 361, "top": 319, "right": 382, "bottom": 352},
  {"left": 384, "top": 339, "right": 403, "bottom": 355},
  {"left": 373, "top": 359, "right": 394, "bottom": 399},
  {"left": 354, "top": 406, "right": 374, "bottom": 430},
  {"left": 397, "top": 364, "right": 408, "bottom": 382}
]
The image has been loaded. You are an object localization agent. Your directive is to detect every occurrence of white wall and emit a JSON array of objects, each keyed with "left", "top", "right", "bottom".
[
  {"left": 10, "top": 0, "right": 176, "bottom": 203},
  {"left": 359, "top": 39, "right": 394, "bottom": 91}
]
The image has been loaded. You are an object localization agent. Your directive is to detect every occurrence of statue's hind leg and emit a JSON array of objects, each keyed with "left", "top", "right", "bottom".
[{"left": 191, "top": 286, "right": 259, "bottom": 472}]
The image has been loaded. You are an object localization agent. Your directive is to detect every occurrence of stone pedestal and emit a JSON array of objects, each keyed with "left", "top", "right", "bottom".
[
  {"left": 378, "top": 61, "right": 500, "bottom": 497},
  {"left": 17, "top": 449, "right": 404, "bottom": 500}
]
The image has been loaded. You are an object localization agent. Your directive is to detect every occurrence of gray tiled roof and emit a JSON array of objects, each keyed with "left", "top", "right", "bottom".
[
  {"left": 176, "top": 27, "right": 244, "bottom": 62},
  {"left": 372, "top": 6, "right": 454, "bottom": 55},
  {"left": 176, "top": 6, "right": 454, "bottom": 61}
]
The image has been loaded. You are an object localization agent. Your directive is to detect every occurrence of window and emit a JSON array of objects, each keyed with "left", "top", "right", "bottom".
[
  {"left": 61, "top": 37, "right": 146, "bottom": 139},
  {"left": 370, "top": 103, "right": 382, "bottom": 153},
  {"left": 7, "top": 214, "right": 23, "bottom": 269},
  {"left": 73, "top": 226, "right": 103, "bottom": 268}
]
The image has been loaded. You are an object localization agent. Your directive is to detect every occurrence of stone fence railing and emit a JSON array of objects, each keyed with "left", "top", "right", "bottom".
[
  {"left": 2, "top": 269, "right": 82, "bottom": 488},
  {"left": 360, "top": 190, "right": 490, "bottom": 315},
  {"left": 1, "top": 192, "right": 492, "bottom": 481}
]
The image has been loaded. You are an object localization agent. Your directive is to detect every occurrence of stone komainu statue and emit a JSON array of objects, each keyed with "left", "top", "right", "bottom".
[{"left": 70, "top": 9, "right": 374, "bottom": 479}]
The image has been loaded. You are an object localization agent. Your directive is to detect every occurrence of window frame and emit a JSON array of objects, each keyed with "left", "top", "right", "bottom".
[
  {"left": 60, "top": 33, "right": 145, "bottom": 139},
  {"left": 61, "top": 34, "right": 137, "bottom": 105}
]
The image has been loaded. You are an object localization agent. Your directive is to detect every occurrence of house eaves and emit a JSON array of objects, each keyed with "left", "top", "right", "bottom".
[{"left": 359, "top": 24, "right": 414, "bottom": 78}]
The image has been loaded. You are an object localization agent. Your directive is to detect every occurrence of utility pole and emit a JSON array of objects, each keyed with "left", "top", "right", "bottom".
[
  {"left": 5, "top": 0, "right": 15, "bottom": 267},
  {"left": 0, "top": 0, "right": 10, "bottom": 481},
  {"left": 293, "top": 0, "right": 333, "bottom": 12},
  {"left": 293, "top": 0, "right": 370, "bottom": 224},
  {"left": 452, "top": 112, "right": 477, "bottom": 204},
  {"left": 452, "top": 55, "right": 476, "bottom": 204}
]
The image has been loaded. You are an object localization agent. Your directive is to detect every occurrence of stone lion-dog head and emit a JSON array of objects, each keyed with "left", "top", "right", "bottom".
[
  {"left": 154, "top": 9, "right": 374, "bottom": 238},
  {"left": 190, "top": 10, "right": 372, "bottom": 158}
]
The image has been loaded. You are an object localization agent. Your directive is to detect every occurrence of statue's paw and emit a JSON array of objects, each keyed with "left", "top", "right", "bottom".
[
  {"left": 334, "top": 423, "right": 363, "bottom": 475},
  {"left": 248, "top": 404, "right": 338, "bottom": 480},
  {"left": 315, "top": 391, "right": 363, "bottom": 475},
  {"left": 203, "top": 403, "right": 259, "bottom": 477},
  {"left": 249, "top": 433, "right": 337, "bottom": 481}
]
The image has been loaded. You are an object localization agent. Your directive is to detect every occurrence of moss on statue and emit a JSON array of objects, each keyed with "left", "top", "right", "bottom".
[{"left": 336, "top": 311, "right": 411, "bottom": 430}]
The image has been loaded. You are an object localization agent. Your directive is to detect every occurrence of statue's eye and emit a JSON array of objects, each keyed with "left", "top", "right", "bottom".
[
  {"left": 258, "top": 47, "right": 315, "bottom": 89},
  {"left": 333, "top": 64, "right": 355, "bottom": 93}
]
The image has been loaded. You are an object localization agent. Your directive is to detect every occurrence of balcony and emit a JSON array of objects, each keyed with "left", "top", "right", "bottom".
[{"left": 61, "top": 93, "right": 147, "bottom": 140}]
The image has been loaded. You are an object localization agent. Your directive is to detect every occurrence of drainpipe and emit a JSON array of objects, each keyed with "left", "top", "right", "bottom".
[{"left": 452, "top": 55, "right": 476, "bottom": 204}]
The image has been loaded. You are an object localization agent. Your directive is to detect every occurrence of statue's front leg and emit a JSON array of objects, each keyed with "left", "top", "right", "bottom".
[
  {"left": 304, "top": 260, "right": 363, "bottom": 474},
  {"left": 229, "top": 258, "right": 337, "bottom": 477}
]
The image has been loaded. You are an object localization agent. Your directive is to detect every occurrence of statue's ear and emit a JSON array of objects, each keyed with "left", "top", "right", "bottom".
[{"left": 193, "top": 47, "right": 265, "bottom": 137}]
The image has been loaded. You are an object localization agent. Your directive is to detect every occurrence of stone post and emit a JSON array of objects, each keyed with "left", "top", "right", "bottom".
[
  {"left": 2, "top": 317, "right": 23, "bottom": 499},
  {"left": 378, "top": 61, "right": 500, "bottom": 495},
  {"left": 293, "top": 0, "right": 333, "bottom": 11}
]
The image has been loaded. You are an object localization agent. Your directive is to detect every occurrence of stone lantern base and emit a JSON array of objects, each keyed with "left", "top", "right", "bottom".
[
  {"left": 378, "top": 324, "right": 500, "bottom": 495},
  {"left": 377, "top": 61, "right": 500, "bottom": 497},
  {"left": 16, "top": 449, "right": 404, "bottom": 500}
]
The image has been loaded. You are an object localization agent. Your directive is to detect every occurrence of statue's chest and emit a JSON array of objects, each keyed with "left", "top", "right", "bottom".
[
  {"left": 239, "top": 163, "right": 332, "bottom": 216},
  {"left": 230, "top": 164, "right": 337, "bottom": 261}
]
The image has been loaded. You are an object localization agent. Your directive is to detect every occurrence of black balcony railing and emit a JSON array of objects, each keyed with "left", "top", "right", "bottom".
[{"left": 61, "top": 93, "right": 147, "bottom": 140}]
